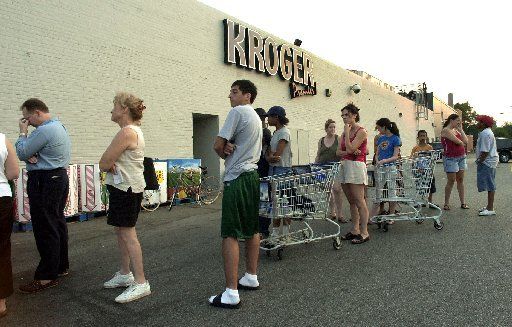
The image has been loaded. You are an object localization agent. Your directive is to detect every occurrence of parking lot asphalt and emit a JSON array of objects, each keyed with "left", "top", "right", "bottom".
[{"left": 3, "top": 154, "right": 512, "bottom": 327}]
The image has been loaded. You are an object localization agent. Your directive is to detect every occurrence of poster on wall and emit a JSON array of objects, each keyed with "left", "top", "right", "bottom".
[
  {"left": 167, "top": 159, "right": 201, "bottom": 202},
  {"left": 79, "top": 164, "right": 108, "bottom": 212},
  {"left": 15, "top": 164, "right": 79, "bottom": 222},
  {"left": 63, "top": 164, "right": 79, "bottom": 217}
]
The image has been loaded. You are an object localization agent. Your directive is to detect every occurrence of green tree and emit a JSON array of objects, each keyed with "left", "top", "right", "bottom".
[{"left": 454, "top": 102, "right": 477, "bottom": 131}]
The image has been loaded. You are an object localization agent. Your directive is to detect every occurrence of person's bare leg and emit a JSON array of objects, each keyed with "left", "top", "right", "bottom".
[
  {"left": 342, "top": 184, "right": 359, "bottom": 234},
  {"left": 456, "top": 170, "right": 465, "bottom": 206},
  {"left": 115, "top": 227, "right": 131, "bottom": 275},
  {"left": 118, "top": 227, "right": 146, "bottom": 284},
  {"left": 222, "top": 237, "right": 239, "bottom": 289},
  {"left": 332, "top": 182, "right": 344, "bottom": 220},
  {"left": 487, "top": 191, "right": 495, "bottom": 211},
  {"left": 244, "top": 233, "right": 260, "bottom": 275},
  {"left": 444, "top": 173, "right": 456, "bottom": 207},
  {"left": 0, "top": 298, "right": 5, "bottom": 313},
  {"left": 352, "top": 184, "right": 369, "bottom": 237}
]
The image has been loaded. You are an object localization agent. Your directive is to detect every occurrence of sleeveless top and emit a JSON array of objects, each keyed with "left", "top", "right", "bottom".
[
  {"left": 105, "top": 125, "right": 146, "bottom": 193},
  {"left": 0, "top": 133, "right": 12, "bottom": 197},
  {"left": 441, "top": 130, "right": 465, "bottom": 158},
  {"left": 340, "top": 127, "right": 367, "bottom": 162},
  {"left": 316, "top": 135, "right": 339, "bottom": 164}
]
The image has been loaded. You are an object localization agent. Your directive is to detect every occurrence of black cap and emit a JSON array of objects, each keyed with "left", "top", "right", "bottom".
[
  {"left": 267, "top": 106, "right": 286, "bottom": 118},
  {"left": 255, "top": 107, "right": 267, "bottom": 117}
]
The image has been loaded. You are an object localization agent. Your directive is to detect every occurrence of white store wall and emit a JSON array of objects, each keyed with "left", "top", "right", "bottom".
[{"left": 0, "top": 0, "right": 452, "bottom": 178}]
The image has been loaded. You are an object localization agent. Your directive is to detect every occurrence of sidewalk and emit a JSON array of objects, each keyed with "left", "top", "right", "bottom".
[{"left": 4, "top": 156, "right": 512, "bottom": 326}]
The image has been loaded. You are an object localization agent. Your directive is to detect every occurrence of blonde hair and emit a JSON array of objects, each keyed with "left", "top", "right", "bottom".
[{"left": 113, "top": 92, "right": 146, "bottom": 121}]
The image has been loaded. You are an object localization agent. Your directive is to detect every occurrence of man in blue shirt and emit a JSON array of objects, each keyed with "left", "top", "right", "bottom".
[{"left": 15, "top": 98, "right": 71, "bottom": 293}]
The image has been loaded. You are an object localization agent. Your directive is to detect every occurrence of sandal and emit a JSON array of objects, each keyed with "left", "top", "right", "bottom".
[
  {"left": 351, "top": 234, "right": 370, "bottom": 244},
  {"left": 209, "top": 294, "right": 241, "bottom": 309},
  {"left": 340, "top": 232, "right": 359, "bottom": 241},
  {"left": 337, "top": 217, "right": 348, "bottom": 224},
  {"left": 460, "top": 204, "right": 470, "bottom": 209},
  {"left": 443, "top": 204, "right": 450, "bottom": 211}
]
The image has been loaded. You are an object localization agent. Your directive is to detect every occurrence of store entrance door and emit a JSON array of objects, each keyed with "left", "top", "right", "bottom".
[{"left": 192, "top": 113, "right": 220, "bottom": 180}]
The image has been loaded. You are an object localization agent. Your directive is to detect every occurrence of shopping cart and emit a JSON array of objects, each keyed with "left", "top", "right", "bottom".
[
  {"left": 370, "top": 150, "right": 443, "bottom": 232},
  {"left": 259, "top": 163, "right": 341, "bottom": 260}
]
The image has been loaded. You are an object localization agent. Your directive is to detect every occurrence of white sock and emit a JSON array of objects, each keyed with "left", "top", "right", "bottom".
[
  {"left": 222, "top": 288, "right": 239, "bottom": 304},
  {"left": 239, "top": 272, "right": 259, "bottom": 287}
]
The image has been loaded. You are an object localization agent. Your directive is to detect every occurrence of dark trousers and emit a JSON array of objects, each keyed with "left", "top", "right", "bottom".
[
  {"left": 0, "top": 196, "right": 13, "bottom": 298},
  {"left": 27, "top": 169, "right": 69, "bottom": 280}
]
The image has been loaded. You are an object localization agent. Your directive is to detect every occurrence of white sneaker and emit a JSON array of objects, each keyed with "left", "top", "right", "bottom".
[
  {"left": 115, "top": 281, "right": 151, "bottom": 303},
  {"left": 103, "top": 271, "right": 134, "bottom": 289},
  {"left": 478, "top": 207, "right": 487, "bottom": 212},
  {"left": 479, "top": 209, "right": 496, "bottom": 216}
]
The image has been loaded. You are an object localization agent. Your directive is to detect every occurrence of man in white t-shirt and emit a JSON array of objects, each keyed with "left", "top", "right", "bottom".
[
  {"left": 475, "top": 115, "right": 498, "bottom": 216},
  {"left": 209, "top": 80, "right": 262, "bottom": 309}
]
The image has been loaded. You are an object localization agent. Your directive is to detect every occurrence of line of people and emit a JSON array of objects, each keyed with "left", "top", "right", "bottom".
[{"left": 0, "top": 80, "right": 499, "bottom": 314}]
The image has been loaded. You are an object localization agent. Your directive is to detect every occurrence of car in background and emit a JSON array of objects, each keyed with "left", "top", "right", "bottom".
[{"left": 496, "top": 137, "right": 512, "bottom": 163}]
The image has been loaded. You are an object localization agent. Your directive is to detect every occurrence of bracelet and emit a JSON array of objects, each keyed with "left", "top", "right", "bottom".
[{"left": 19, "top": 132, "right": 27, "bottom": 137}]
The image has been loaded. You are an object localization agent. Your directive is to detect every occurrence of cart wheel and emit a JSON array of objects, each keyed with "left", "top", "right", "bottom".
[
  {"left": 332, "top": 237, "right": 342, "bottom": 250},
  {"left": 277, "top": 248, "right": 283, "bottom": 260},
  {"left": 383, "top": 223, "right": 389, "bottom": 232},
  {"left": 416, "top": 218, "right": 425, "bottom": 224},
  {"left": 434, "top": 221, "right": 444, "bottom": 230}
]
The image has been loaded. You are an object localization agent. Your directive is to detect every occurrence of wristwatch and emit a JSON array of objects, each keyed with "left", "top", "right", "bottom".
[{"left": 19, "top": 132, "right": 27, "bottom": 137}]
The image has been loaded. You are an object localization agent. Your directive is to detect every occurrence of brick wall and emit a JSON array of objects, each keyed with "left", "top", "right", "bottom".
[{"left": 1, "top": 0, "right": 450, "bottom": 174}]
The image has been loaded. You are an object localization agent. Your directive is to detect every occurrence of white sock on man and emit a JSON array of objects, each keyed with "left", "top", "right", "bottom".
[
  {"left": 221, "top": 287, "right": 240, "bottom": 304},
  {"left": 239, "top": 272, "right": 259, "bottom": 288}
]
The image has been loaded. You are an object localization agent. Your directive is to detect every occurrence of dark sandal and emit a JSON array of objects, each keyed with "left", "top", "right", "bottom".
[
  {"left": 460, "top": 204, "right": 470, "bottom": 209},
  {"left": 443, "top": 204, "right": 450, "bottom": 211},
  {"left": 337, "top": 218, "right": 348, "bottom": 224},
  {"left": 351, "top": 235, "right": 370, "bottom": 244},
  {"left": 209, "top": 294, "right": 241, "bottom": 309},
  {"left": 237, "top": 282, "right": 259, "bottom": 291},
  {"left": 340, "top": 232, "right": 360, "bottom": 241}
]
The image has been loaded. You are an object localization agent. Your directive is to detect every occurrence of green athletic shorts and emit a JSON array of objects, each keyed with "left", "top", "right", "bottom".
[{"left": 221, "top": 170, "right": 260, "bottom": 239}]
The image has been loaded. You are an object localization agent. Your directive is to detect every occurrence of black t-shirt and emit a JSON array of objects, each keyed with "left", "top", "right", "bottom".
[{"left": 257, "top": 128, "right": 272, "bottom": 177}]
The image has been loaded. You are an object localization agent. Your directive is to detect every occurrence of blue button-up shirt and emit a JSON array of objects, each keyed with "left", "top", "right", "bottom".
[{"left": 15, "top": 119, "right": 71, "bottom": 171}]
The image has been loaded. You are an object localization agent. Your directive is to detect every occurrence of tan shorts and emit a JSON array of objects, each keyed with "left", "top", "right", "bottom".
[{"left": 336, "top": 160, "right": 368, "bottom": 185}]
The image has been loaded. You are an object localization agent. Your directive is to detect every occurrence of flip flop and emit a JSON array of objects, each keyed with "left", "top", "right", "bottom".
[
  {"left": 340, "top": 232, "right": 360, "bottom": 241},
  {"left": 443, "top": 204, "right": 450, "bottom": 211},
  {"left": 351, "top": 235, "right": 370, "bottom": 244},
  {"left": 460, "top": 204, "right": 470, "bottom": 209},
  {"left": 337, "top": 218, "right": 348, "bottom": 224},
  {"left": 209, "top": 294, "right": 241, "bottom": 309},
  {"left": 237, "top": 282, "right": 259, "bottom": 291}
]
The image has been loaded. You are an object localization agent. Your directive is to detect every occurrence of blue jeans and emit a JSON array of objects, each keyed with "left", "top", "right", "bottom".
[
  {"left": 444, "top": 156, "right": 467, "bottom": 173},
  {"left": 477, "top": 163, "right": 496, "bottom": 192}
]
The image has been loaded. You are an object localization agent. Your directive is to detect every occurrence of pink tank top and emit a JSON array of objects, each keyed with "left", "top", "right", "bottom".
[
  {"left": 340, "top": 127, "right": 367, "bottom": 162},
  {"left": 441, "top": 131, "right": 465, "bottom": 158}
]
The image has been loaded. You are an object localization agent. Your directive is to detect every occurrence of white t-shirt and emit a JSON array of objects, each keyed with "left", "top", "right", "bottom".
[
  {"left": 270, "top": 127, "right": 292, "bottom": 167},
  {"left": 476, "top": 128, "right": 498, "bottom": 168},
  {"left": 0, "top": 133, "right": 12, "bottom": 197},
  {"left": 218, "top": 104, "right": 262, "bottom": 182}
]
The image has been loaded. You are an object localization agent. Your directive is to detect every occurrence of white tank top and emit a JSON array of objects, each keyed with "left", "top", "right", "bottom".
[
  {"left": 105, "top": 125, "right": 146, "bottom": 193},
  {"left": 0, "top": 133, "right": 12, "bottom": 197}
]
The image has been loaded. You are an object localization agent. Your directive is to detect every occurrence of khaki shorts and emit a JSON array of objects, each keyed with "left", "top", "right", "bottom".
[{"left": 336, "top": 160, "right": 368, "bottom": 185}]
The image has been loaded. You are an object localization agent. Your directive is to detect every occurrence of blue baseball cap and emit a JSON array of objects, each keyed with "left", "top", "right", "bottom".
[{"left": 267, "top": 106, "right": 286, "bottom": 118}]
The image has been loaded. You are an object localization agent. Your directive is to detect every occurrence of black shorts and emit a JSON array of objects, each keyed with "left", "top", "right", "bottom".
[{"left": 107, "top": 185, "right": 142, "bottom": 228}]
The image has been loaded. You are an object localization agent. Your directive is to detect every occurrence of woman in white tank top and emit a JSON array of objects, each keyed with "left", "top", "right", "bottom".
[
  {"left": 0, "top": 133, "right": 20, "bottom": 318},
  {"left": 99, "top": 92, "right": 151, "bottom": 304}
]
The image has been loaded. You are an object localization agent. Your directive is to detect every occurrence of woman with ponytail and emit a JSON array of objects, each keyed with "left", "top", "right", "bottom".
[{"left": 369, "top": 118, "right": 402, "bottom": 222}]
